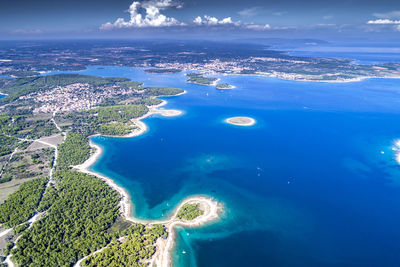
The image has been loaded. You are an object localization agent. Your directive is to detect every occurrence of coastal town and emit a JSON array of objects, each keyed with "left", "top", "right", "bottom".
[{"left": 18, "top": 82, "right": 135, "bottom": 113}]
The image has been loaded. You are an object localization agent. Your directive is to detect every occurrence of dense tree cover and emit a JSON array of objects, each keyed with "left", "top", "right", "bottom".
[
  {"left": 0, "top": 74, "right": 130, "bottom": 104},
  {"left": 3, "top": 242, "right": 14, "bottom": 256},
  {"left": 13, "top": 222, "right": 29, "bottom": 235},
  {"left": 0, "top": 113, "right": 58, "bottom": 140},
  {"left": 98, "top": 122, "right": 137, "bottom": 136},
  {"left": 57, "top": 132, "right": 90, "bottom": 168},
  {"left": 94, "top": 104, "right": 148, "bottom": 124},
  {"left": 144, "top": 98, "right": 163, "bottom": 106},
  {"left": 37, "top": 185, "right": 57, "bottom": 212},
  {"left": 62, "top": 104, "right": 148, "bottom": 137},
  {"left": 0, "top": 177, "right": 47, "bottom": 228},
  {"left": 0, "top": 135, "right": 17, "bottom": 156},
  {"left": 143, "top": 87, "right": 183, "bottom": 96},
  {"left": 12, "top": 170, "right": 121, "bottom": 266},
  {"left": 186, "top": 73, "right": 217, "bottom": 85},
  {"left": 177, "top": 203, "right": 204, "bottom": 221},
  {"left": 83, "top": 224, "right": 166, "bottom": 267}
]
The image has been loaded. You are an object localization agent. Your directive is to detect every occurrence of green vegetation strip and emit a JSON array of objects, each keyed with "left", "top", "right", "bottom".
[
  {"left": 57, "top": 132, "right": 90, "bottom": 168},
  {"left": 83, "top": 224, "right": 166, "bottom": 267},
  {"left": 0, "top": 177, "right": 47, "bottom": 228},
  {"left": 177, "top": 203, "right": 204, "bottom": 221},
  {"left": 186, "top": 73, "right": 217, "bottom": 85},
  {"left": 12, "top": 170, "right": 120, "bottom": 266},
  {"left": 143, "top": 87, "right": 183, "bottom": 96}
]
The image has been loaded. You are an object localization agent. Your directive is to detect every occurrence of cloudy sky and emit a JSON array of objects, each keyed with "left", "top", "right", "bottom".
[{"left": 1, "top": 0, "right": 400, "bottom": 39}]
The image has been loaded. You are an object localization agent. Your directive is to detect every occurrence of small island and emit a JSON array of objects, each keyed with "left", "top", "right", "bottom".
[
  {"left": 186, "top": 73, "right": 218, "bottom": 86},
  {"left": 216, "top": 83, "right": 235, "bottom": 89},
  {"left": 186, "top": 73, "right": 235, "bottom": 89},
  {"left": 225, "top": 116, "right": 256, "bottom": 126}
]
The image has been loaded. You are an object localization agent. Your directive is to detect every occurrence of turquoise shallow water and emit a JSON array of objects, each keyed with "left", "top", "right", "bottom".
[{"left": 49, "top": 65, "right": 400, "bottom": 266}]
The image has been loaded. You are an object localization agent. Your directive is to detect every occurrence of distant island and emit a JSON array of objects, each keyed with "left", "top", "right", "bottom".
[
  {"left": 186, "top": 73, "right": 235, "bottom": 89},
  {"left": 144, "top": 68, "right": 182, "bottom": 74},
  {"left": 225, "top": 116, "right": 256, "bottom": 126},
  {"left": 216, "top": 83, "right": 235, "bottom": 89},
  {"left": 186, "top": 73, "right": 218, "bottom": 86}
]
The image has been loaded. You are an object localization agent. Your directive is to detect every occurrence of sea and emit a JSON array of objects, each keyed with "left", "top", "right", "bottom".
[{"left": 47, "top": 45, "right": 400, "bottom": 266}]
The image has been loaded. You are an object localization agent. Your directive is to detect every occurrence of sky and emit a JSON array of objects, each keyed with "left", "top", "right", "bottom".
[{"left": 1, "top": 0, "right": 400, "bottom": 40}]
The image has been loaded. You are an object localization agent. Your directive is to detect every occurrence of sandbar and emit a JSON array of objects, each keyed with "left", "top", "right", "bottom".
[{"left": 225, "top": 116, "right": 256, "bottom": 126}]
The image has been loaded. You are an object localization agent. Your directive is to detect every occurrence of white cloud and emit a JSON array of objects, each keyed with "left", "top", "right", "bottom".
[
  {"left": 367, "top": 19, "right": 400, "bottom": 24},
  {"left": 272, "top": 11, "right": 288, "bottom": 16},
  {"left": 373, "top": 11, "right": 400, "bottom": 19},
  {"left": 396, "top": 25, "right": 400, "bottom": 31},
  {"left": 238, "top": 7, "right": 259, "bottom": 17},
  {"left": 193, "top": 15, "right": 271, "bottom": 31},
  {"left": 101, "top": 0, "right": 184, "bottom": 29},
  {"left": 101, "top": 0, "right": 272, "bottom": 31},
  {"left": 193, "top": 15, "right": 239, "bottom": 26}
]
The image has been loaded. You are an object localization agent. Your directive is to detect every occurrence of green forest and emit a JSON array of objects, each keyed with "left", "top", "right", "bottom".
[
  {"left": 57, "top": 132, "right": 90, "bottom": 168},
  {"left": 0, "top": 177, "right": 47, "bottom": 228},
  {"left": 177, "top": 203, "right": 204, "bottom": 221},
  {"left": 83, "top": 224, "right": 166, "bottom": 267},
  {"left": 143, "top": 87, "right": 183, "bottom": 96},
  {"left": 12, "top": 170, "right": 121, "bottom": 266},
  {"left": 61, "top": 104, "right": 149, "bottom": 137}
]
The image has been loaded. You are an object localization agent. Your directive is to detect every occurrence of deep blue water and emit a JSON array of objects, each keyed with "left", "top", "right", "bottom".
[{"left": 52, "top": 61, "right": 400, "bottom": 266}]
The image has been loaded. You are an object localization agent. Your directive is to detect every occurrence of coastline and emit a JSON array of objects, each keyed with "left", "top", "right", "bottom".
[
  {"left": 73, "top": 90, "right": 221, "bottom": 266},
  {"left": 232, "top": 72, "right": 400, "bottom": 83},
  {"left": 73, "top": 92, "right": 187, "bottom": 223}
]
